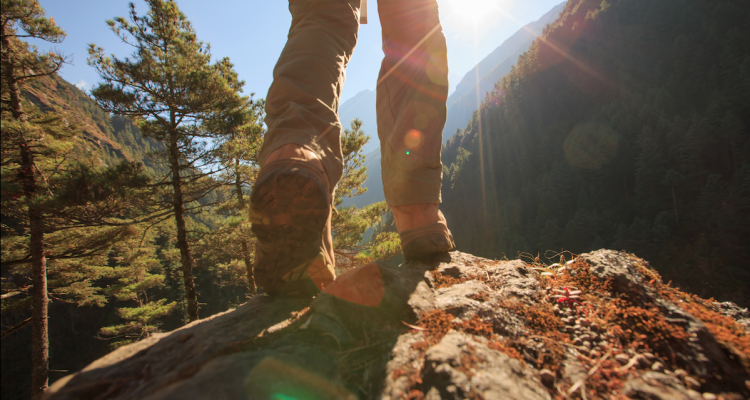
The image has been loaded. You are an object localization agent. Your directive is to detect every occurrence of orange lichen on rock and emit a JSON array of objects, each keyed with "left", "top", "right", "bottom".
[
  {"left": 468, "top": 292, "right": 489, "bottom": 302},
  {"left": 487, "top": 339, "right": 525, "bottom": 364},
  {"left": 457, "top": 314, "right": 494, "bottom": 338},
  {"left": 409, "top": 311, "right": 494, "bottom": 346},
  {"left": 406, "top": 252, "right": 748, "bottom": 399},
  {"left": 430, "top": 270, "right": 466, "bottom": 288},
  {"left": 602, "top": 299, "right": 690, "bottom": 357},
  {"left": 391, "top": 364, "right": 425, "bottom": 399},
  {"left": 563, "top": 260, "right": 616, "bottom": 295},
  {"left": 633, "top": 261, "right": 750, "bottom": 374},
  {"left": 498, "top": 299, "right": 565, "bottom": 337},
  {"left": 680, "top": 301, "right": 750, "bottom": 373},
  {"left": 408, "top": 310, "right": 456, "bottom": 352},
  {"left": 417, "top": 310, "right": 455, "bottom": 337},
  {"left": 582, "top": 357, "right": 630, "bottom": 398},
  {"left": 407, "top": 308, "right": 529, "bottom": 371},
  {"left": 404, "top": 389, "right": 426, "bottom": 400},
  {"left": 495, "top": 298, "right": 568, "bottom": 372}
]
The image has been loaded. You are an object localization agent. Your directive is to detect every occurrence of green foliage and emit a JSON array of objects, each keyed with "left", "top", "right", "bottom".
[
  {"left": 446, "top": 147, "right": 472, "bottom": 189},
  {"left": 88, "top": 0, "right": 247, "bottom": 321},
  {"left": 355, "top": 232, "right": 402, "bottom": 265},
  {"left": 331, "top": 119, "right": 391, "bottom": 269},
  {"left": 1, "top": 0, "right": 154, "bottom": 313},
  {"left": 194, "top": 95, "right": 265, "bottom": 295},
  {"left": 87, "top": 0, "right": 247, "bottom": 220},
  {"left": 1, "top": 2, "right": 158, "bottom": 397},
  {"left": 441, "top": 0, "right": 750, "bottom": 305},
  {"left": 99, "top": 299, "right": 177, "bottom": 349},
  {"left": 0, "top": 0, "right": 66, "bottom": 103},
  {"left": 335, "top": 119, "right": 370, "bottom": 203}
]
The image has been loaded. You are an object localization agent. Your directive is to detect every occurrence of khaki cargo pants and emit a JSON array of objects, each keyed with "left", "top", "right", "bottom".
[{"left": 258, "top": 0, "right": 449, "bottom": 206}]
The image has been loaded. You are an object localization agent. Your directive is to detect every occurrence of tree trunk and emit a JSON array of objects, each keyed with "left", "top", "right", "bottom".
[
  {"left": 240, "top": 241, "right": 256, "bottom": 295},
  {"left": 21, "top": 134, "right": 49, "bottom": 400},
  {"left": 4, "top": 38, "right": 50, "bottom": 399},
  {"left": 23, "top": 142, "right": 49, "bottom": 400},
  {"left": 29, "top": 196, "right": 49, "bottom": 400},
  {"left": 671, "top": 185, "right": 679, "bottom": 225},
  {"left": 168, "top": 137, "right": 199, "bottom": 321},
  {"left": 234, "top": 160, "right": 256, "bottom": 295}
]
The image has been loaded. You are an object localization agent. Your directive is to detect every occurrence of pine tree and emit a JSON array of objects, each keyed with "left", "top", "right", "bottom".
[
  {"left": 357, "top": 210, "right": 402, "bottom": 264},
  {"left": 0, "top": 3, "right": 67, "bottom": 394},
  {"left": 203, "top": 96, "right": 265, "bottom": 295},
  {"left": 2, "top": 1, "right": 154, "bottom": 396},
  {"left": 331, "top": 119, "right": 390, "bottom": 268},
  {"left": 98, "top": 230, "right": 177, "bottom": 349},
  {"left": 88, "top": 0, "right": 244, "bottom": 321}
]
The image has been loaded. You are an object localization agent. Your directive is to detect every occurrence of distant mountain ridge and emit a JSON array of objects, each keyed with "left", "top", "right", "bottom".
[
  {"left": 338, "top": 89, "right": 377, "bottom": 155},
  {"left": 340, "top": 147, "right": 383, "bottom": 209},
  {"left": 338, "top": 2, "right": 566, "bottom": 209},
  {"left": 443, "top": 1, "right": 567, "bottom": 140}
]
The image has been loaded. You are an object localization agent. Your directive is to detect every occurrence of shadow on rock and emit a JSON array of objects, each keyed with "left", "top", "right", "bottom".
[{"left": 45, "top": 257, "right": 438, "bottom": 400}]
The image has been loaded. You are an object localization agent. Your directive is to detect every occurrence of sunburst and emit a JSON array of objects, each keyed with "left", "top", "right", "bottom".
[{"left": 442, "top": 0, "right": 511, "bottom": 27}]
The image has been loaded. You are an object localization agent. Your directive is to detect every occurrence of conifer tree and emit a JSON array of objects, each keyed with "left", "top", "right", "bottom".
[
  {"left": 98, "top": 229, "right": 177, "bottom": 349},
  {"left": 88, "top": 0, "right": 244, "bottom": 321},
  {"left": 207, "top": 96, "right": 265, "bottom": 294},
  {"left": 331, "top": 119, "right": 391, "bottom": 268},
  {"left": 0, "top": 6, "right": 67, "bottom": 394},
  {"left": 2, "top": 1, "right": 153, "bottom": 397}
]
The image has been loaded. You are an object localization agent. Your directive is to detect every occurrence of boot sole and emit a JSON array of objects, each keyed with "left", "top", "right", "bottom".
[
  {"left": 250, "top": 161, "right": 330, "bottom": 295},
  {"left": 400, "top": 222, "right": 456, "bottom": 262}
]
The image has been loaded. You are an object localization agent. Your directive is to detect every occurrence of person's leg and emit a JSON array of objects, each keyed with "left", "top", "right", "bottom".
[
  {"left": 376, "top": 0, "right": 455, "bottom": 259},
  {"left": 376, "top": 0, "right": 447, "bottom": 206},
  {"left": 251, "top": 0, "right": 361, "bottom": 295},
  {"left": 259, "top": 0, "right": 361, "bottom": 190}
]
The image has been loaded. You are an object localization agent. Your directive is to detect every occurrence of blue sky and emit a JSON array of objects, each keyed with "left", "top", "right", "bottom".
[{"left": 34, "top": 0, "right": 563, "bottom": 103}]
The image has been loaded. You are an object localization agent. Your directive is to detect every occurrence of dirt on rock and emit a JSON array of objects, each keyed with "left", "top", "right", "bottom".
[{"left": 45, "top": 250, "right": 750, "bottom": 400}]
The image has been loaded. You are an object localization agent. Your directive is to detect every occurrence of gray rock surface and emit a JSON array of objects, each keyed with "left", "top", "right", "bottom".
[{"left": 45, "top": 250, "right": 750, "bottom": 400}]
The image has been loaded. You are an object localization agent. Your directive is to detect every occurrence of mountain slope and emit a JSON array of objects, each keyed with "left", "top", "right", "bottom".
[
  {"left": 23, "top": 74, "right": 164, "bottom": 174},
  {"left": 338, "top": 91, "right": 384, "bottom": 209},
  {"left": 340, "top": 148, "right": 383, "bottom": 209},
  {"left": 440, "top": 0, "right": 750, "bottom": 306},
  {"left": 442, "top": 1, "right": 567, "bottom": 141},
  {"left": 338, "top": 4, "right": 567, "bottom": 210},
  {"left": 339, "top": 89, "right": 378, "bottom": 155}
]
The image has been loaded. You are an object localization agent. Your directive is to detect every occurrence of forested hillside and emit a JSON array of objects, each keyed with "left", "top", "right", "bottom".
[
  {"left": 1, "top": 71, "right": 247, "bottom": 400},
  {"left": 441, "top": 0, "right": 750, "bottom": 306},
  {"left": 443, "top": 1, "right": 567, "bottom": 141},
  {"left": 23, "top": 74, "right": 164, "bottom": 173},
  {"left": 340, "top": 3, "right": 568, "bottom": 211}
]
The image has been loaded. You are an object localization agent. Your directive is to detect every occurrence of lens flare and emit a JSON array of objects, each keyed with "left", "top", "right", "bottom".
[
  {"left": 246, "top": 357, "right": 356, "bottom": 400},
  {"left": 271, "top": 395, "right": 299, "bottom": 400},
  {"left": 323, "top": 262, "right": 384, "bottom": 307},
  {"left": 404, "top": 129, "right": 425, "bottom": 150},
  {"left": 443, "top": 0, "right": 514, "bottom": 30},
  {"left": 426, "top": 50, "right": 449, "bottom": 86}
]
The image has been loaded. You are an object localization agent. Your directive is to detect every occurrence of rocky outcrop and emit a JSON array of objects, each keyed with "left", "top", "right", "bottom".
[{"left": 45, "top": 250, "right": 750, "bottom": 399}]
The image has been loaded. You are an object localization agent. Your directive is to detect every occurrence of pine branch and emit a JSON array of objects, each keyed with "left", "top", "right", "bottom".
[{"left": 0, "top": 318, "right": 32, "bottom": 340}]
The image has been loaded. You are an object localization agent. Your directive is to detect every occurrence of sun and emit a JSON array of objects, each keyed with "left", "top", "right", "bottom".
[
  {"left": 443, "top": 0, "right": 509, "bottom": 27},
  {"left": 460, "top": 0, "right": 493, "bottom": 20}
]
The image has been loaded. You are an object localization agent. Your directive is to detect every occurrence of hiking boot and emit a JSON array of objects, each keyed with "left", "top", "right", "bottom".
[
  {"left": 392, "top": 203, "right": 455, "bottom": 262},
  {"left": 250, "top": 145, "right": 336, "bottom": 297}
]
